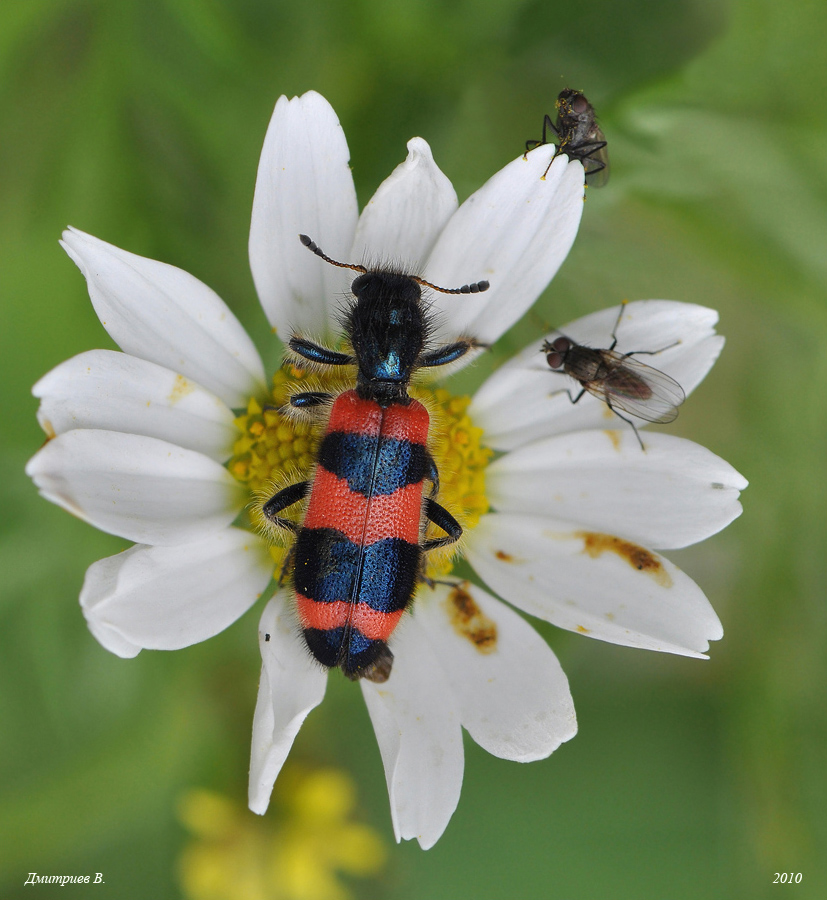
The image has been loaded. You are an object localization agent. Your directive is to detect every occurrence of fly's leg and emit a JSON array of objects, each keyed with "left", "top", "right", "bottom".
[
  {"left": 607, "top": 300, "right": 629, "bottom": 351},
  {"left": 525, "top": 114, "right": 561, "bottom": 157},
  {"left": 623, "top": 342, "right": 680, "bottom": 360},
  {"left": 605, "top": 398, "right": 645, "bottom": 451},
  {"left": 583, "top": 156, "right": 608, "bottom": 176},
  {"left": 571, "top": 139, "right": 608, "bottom": 160},
  {"left": 547, "top": 374, "right": 587, "bottom": 405},
  {"left": 541, "top": 113, "right": 561, "bottom": 146},
  {"left": 609, "top": 300, "right": 680, "bottom": 358}
]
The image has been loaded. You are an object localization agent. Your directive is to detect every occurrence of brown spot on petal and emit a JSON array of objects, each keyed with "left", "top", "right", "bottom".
[
  {"left": 576, "top": 625, "right": 590, "bottom": 633},
  {"left": 445, "top": 583, "right": 497, "bottom": 654},
  {"left": 168, "top": 374, "right": 195, "bottom": 406},
  {"left": 41, "top": 418, "right": 56, "bottom": 440},
  {"left": 604, "top": 429, "right": 621, "bottom": 451},
  {"left": 495, "top": 550, "right": 513, "bottom": 562},
  {"left": 576, "top": 531, "right": 673, "bottom": 588}
]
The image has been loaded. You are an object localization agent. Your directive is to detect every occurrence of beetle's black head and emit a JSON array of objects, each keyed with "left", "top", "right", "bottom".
[
  {"left": 297, "top": 235, "right": 488, "bottom": 405},
  {"left": 346, "top": 270, "right": 428, "bottom": 404}
]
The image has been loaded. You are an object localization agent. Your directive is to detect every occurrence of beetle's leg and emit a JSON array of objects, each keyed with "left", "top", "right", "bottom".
[
  {"left": 262, "top": 480, "right": 310, "bottom": 532},
  {"left": 289, "top": 391, "right": 335, "bottom": 409},
  {"left": 422, "top": 498, "right": 462, "bottom": 551},
  {"left": 418, "top": 338, "right": 487, "bottom": 370},
  {"left": 277, "top": 544, "right": 297, "bottom": 586},
  {"left": 422, "top": 451, "right": 441, "bottom": 499},
  {"left": 289, "top": 336, "right": 354, "bottom": 368}
]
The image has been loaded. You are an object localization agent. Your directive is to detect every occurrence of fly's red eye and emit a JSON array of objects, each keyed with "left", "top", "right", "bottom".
[
  {"left": 546, "top": 351, "right": 563, "bottom": 369},
  {"left": 552, "top": 336, "right": 570, "bottom": 353},
  {"left": 571, "top": 94, "right": 589, "bottom": 113}
]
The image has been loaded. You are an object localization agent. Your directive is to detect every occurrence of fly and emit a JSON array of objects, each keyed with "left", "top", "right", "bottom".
[
  {"left": 543, "top": 302, "right": 684, "bottom": 449},
  {"left": 526, "top": 88, "right": 609, "bottom": 185}
]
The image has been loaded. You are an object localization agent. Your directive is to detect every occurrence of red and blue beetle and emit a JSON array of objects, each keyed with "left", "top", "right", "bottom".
[{"left": 263, "top": 235, "right": 489, "bottom": 683}]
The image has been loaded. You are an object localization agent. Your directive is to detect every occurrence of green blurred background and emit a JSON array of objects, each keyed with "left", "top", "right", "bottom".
[{"left": 2, "top": 0, "right": 825, "bottom": 897}]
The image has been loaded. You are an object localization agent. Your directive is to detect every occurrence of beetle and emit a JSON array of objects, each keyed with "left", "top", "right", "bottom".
[
  {"left": 262, "top": 234, "right": 489, "bottom": 683},
  {"left": 526, "top": 88, "right": 609, "bottom": 185},
  {"left": 542, "top": 302, "right": 685, "bottom": 450}
]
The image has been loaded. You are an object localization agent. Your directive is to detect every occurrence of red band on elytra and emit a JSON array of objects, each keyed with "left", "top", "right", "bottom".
[
  {"left": 296, "top": 595, "right": 404, "bottom": 641},
  {"left": 302, "top": 468, "right": 423, "bottom": 544}
]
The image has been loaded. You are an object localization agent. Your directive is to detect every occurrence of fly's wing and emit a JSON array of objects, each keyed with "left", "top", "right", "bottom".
[
  {"left": 578, "top": 123, "right": 609, "bottom": 186},
  {"left": 583, "top": 143, "right": 609, "bottom": 187},
  {"left": 592, "top": 352, "right": 685, "bottom": 423}
]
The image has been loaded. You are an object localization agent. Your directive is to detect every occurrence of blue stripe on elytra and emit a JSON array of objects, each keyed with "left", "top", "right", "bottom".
[
  {"left": 303, "top": 626, "right": 387, "bottom": 673},
  {"left": 360, "top": 538, "right": 420, "bottom": 610},
  {"left": 317, "top": 432, "right": 428, "bottom": 496},
  {"left": 294, "top": 528, "right": 420, "bottom": 613},
  {"left": 305, "top": 626, "right": 373, "bottom": 659}
]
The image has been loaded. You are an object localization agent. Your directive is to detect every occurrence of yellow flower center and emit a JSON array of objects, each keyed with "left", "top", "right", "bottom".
[
  {"left": 177, "top": 768, "right": 386, "bottom": 900},
  {"left": 228, "top": 368, "right": 492, "bottom": 580}
]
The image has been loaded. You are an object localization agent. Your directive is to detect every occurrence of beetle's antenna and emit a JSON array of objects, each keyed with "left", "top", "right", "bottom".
[
  {"left": 412, "top": 275, "right": 490, "bottom": 295},
  {"left": 299, "top": 234, "right": 489, "bottom": 295},
  {"left": 299, "top": 234, "right": 367, "bottom": 275}
]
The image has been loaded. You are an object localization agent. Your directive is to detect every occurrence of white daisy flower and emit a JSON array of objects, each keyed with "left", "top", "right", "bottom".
[{"left": 26, "top": 91, "right": 746, "bottom": 849}]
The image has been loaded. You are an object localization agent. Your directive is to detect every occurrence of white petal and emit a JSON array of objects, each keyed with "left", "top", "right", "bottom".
[
  {"left": 361, "top": 619, "right": 464, "bottom": 849},
  {"left": 351, "top": 138, "right": 458, "bottom": 267},
  {"left": 472, "top": 300, "right": 725, "bottom": 449},
  {"left": 416, "top": 582, "right": 576, "bottom": 761},
  {"left": 82, "top": 556, "right": 141, "bottom": 658},
  {"left": 26, "top": 430, "right": 246, "bottom": 545},
  {"left": 423, "top": 147, "right": 585, "bottom": 346},
  {"left": 33, "top": 350, "right": 238, "bottom": 461},
  {"left": 487, "top": 430, "right": 747, "bottom": 550},
  {"left": 466, "top": 513, "right": 723, "bottom": 657},
  {"left": 249, "top": 595, "right": 328, "bottom": 814},
  {"left": 61, "top": 228, "right": 267, "bottom": 408},
  {"left": 249, "top": 91, "right": 359, "bottom": 338},
  {"left": 80, "top": 528, "right": 272, "bottom": 655}
]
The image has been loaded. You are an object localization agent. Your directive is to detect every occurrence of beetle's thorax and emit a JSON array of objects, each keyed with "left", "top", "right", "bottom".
[{"left": 347, "top": 271, "right": 427, "bottom": 405}]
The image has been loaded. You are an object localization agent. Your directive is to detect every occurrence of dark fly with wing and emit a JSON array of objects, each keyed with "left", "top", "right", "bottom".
[
  {"left": 526, "top": 88, "right": 609, "bottom": 185},
  {"left": 542, "top": 302, "right": 685, "bottom": 449}
]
